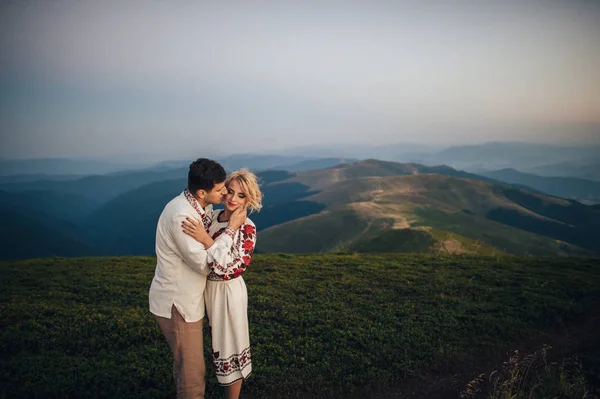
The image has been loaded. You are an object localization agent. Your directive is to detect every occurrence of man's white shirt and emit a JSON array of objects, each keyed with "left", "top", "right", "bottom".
[{"left": 149, "top": 192, "right": 222, "bottom": 322}]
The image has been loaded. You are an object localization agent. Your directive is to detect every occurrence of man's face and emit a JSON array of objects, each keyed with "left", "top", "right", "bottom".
[{"left": 204, "top": 181, "right": 227, "bottom": 205}]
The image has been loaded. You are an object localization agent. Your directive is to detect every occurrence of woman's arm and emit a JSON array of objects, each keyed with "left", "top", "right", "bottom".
[{"left": 208, "top": 221, "right": 257, "bottom": 279}]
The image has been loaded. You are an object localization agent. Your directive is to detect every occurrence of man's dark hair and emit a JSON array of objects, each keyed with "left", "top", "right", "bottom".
[{"left": 188, "top": 158, "right": 226, "bottom": 193}]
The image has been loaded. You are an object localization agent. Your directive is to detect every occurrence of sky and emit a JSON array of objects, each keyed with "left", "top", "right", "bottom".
[{"left": 1, "top": 0, "right": 599, "bottom": 160}]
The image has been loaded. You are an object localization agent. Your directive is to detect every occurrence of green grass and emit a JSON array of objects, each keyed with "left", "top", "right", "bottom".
[
  {"left": 349, "top": 228, "right": 436, "bottom": 253},
  {"left": 1, "top": 254, "right": 599, "bottom": 398}
]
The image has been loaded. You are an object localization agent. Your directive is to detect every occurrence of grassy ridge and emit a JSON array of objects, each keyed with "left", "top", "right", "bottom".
[{"left": 1, "top": 254, "right": 599, "bottom": 398}]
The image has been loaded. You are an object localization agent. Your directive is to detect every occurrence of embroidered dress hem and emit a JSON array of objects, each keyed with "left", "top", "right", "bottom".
[
  {"left": 219, "top": 372, "right": 252, "bottom": 387},
  {"left": 205, "top": 276, "right": 252, "bottom": 386}
]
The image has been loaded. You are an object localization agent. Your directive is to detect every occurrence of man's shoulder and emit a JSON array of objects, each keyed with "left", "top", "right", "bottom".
[
  {"left": 165, "top": 192, "right": 186, "bottom": 207},
  {"left": 161, "top": 192, "right": 192, "bottom": 217}
]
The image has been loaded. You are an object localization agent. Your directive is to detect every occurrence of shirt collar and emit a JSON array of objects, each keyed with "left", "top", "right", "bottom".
[{"left": 183, "top": 188, "right": 212, "bottom": 231}]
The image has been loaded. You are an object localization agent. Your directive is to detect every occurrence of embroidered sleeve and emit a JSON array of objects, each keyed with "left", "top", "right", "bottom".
[{"left": 207, "top": 221, "right": 256, "bottom": 280}]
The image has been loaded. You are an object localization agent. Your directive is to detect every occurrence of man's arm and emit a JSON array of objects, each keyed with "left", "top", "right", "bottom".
[{"left": 171, "top": 214, "right": 210, "bottom": 275}]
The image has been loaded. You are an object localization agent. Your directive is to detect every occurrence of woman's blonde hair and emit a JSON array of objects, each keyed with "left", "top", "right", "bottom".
[{"left": 226, "top": 169, "right": 263, "bottom": 214}]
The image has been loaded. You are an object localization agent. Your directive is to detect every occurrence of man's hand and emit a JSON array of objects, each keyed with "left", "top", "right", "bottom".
[
  {"left": 182, "top": 217, "right": 213, "bottom": 248},
  {"left": 228, "top": 205, "right": 248, "bottom": 231}
]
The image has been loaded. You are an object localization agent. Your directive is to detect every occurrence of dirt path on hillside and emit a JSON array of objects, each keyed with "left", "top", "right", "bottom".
[
  {"left": 350, "top": 202, "right": 411, "bottom": 230},
  {"left": 366, "top": 306, "right": 600, "bottom": 399}
]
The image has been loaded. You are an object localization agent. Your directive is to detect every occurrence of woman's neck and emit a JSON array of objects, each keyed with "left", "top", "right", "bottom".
[{"left": 221, "top": 209, "right": 233, "bottom": 221}]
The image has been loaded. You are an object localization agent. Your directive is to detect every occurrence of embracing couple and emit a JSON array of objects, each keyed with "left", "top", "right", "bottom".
[{"left": 149, "top": 158, "right": 262, "bottom": 399}]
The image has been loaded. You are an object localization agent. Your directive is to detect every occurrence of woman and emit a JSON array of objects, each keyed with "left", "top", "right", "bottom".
[{"left": 182, "top": 169, "right": 262, "bottom": 399}]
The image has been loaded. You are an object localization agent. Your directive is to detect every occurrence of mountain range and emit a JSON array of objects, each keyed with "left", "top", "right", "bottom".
[
  {"left": 478, "top": 169, "right": 600, "bottom": 205},
  {"left": 1, "top": 157, "right": 599, "bottom": 260},
  {"left": 4, "top": 142, "right": 598, "bottom": 180}
]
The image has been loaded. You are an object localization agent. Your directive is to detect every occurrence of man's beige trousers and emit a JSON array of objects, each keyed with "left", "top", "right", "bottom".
[{"left": 155, "top": 305, "right": 206, "bottom": 399}]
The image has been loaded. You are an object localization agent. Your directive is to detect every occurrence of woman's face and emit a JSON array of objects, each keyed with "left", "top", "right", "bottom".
[{"left": 224, "top": 179, "right": 248, "bottom": 212}]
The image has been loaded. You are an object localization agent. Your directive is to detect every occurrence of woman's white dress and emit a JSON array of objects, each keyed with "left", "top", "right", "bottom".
[{"left": 205, "top": 209, "right": 256, "bottom": 386}]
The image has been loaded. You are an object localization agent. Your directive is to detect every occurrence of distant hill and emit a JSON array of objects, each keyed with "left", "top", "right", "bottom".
[
  {"left": 525, "top": 160, "right": 600, "bottom": 181},
  {"left": 85, "top": 179, "right": 186, "bottom": 255},
  {"left": 0, "top": 174, "right": 81, "bottom": 184},
  {"left": 417, "top": 142, "right": 600, "bottom": 172},
  {"left": 217, "top": 155, "right": 358, "bottom": 173},
  {"left": 0, "top": 157, "right": 356, "bottom": 203},
  {"left": 0, "top": 158, "right": 149, "bottom": 176},
  {"left": 258, "top": 160, "right": 600, "bottom": 256},
  {"left": 0, "top": 190, "right": 101, "bottom": 224},
  {"left": 0, "top": 167, "right": 188, "bottom": 203},
  {"left": 480, "top": 168, "right": 600, "bottom": 204},
  {"left": 0, "top": 198, "right": 94, "bottom": 260},
  {"left": 216, "top": 154, "right": 312, "bottom": 172},
  {"left": 273, "top": 142, "right": 442, "bottom": 161},
  {"left": 269, "top": 157, "right": 358, "bottom": 171}
]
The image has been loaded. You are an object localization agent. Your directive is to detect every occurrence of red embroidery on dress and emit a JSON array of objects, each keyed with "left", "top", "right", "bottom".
[
  {"left": 207, "top": 221, "right": 256, "bottom": 280},
  {"left": 212, "top": 346, "right": 252, "bottom": 377}
]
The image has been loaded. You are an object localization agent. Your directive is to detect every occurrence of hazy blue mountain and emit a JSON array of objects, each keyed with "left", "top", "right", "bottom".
[
  {"left": 216, "top": 154, "right": 311, "bottom": 171},
  {"left": 525, "top": 160, "right": 600, "bottom": 181},
  {"left": 418, "top": 142, "right": 600, "bottom": 171},
  {"left": 0, "top": 199, "right": 95, "bottom": 260},
  {"left": 480, "top": 168, "right": 600, "bottom": 204},
  {"left": 141, "top": 156, "right": 356, "bottom": 173},
  {"left": 269, "top": 157, "right": 358, "bottom": 171},
  {"left": 0, "top": 158, "right": 151, "bottom": 176},
  {"left": 273, "top": 143, "right": 442, "bottom": 161},
  {"left": 0, "top": 190, "right": 101, "bottom": 224},
  {"left": 146, "top": 160, "right": 190, "bottom": 170},
  {"left": 0, "top": 209, "right": 94, "bottom": 260},
  {"left": 0, "top": 167, "right": 188, "bottom": 203},
  {"left": 85, "top": 179, "right": 186, "bottom": 255},
  {"left": 0, "top": 174, "right": 82, "bottom": 184}
]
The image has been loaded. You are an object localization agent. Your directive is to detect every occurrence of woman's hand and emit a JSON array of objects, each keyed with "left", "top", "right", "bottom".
[
  {"left": 228, "top": 205, "right": 248, "bottom": 231},
  {"left": 182, "top": 217, "right": 213, "bottom": 248}
]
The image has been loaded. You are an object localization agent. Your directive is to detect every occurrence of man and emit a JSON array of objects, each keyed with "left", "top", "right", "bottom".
[{"left": 149, "top": 158, "right": 245, "bottom": 399}]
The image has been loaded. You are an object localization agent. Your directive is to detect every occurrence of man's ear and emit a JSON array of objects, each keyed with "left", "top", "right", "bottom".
[{"left": 196, "top": 189, "right": 207, "bottom": 199}]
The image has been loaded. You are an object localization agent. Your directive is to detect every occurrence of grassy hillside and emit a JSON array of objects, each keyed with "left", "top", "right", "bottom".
[
  {"left": 258, "top": 207, "right": 384, "bottom": 253},
  {"left": 259, "top": 169, "right": 599, "bottom": 256},
  {"left": 1, "top": 255, "right": 599, "bottom": 398}
]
